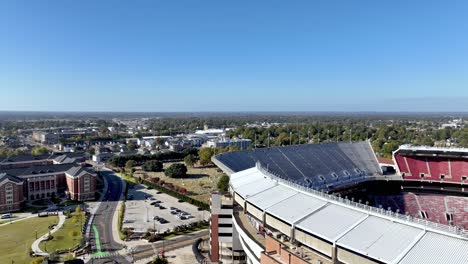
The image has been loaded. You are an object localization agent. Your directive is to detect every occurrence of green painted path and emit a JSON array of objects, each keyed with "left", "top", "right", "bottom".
[{"left": 91, "top": 224, "right": 109, "bottom": 258}]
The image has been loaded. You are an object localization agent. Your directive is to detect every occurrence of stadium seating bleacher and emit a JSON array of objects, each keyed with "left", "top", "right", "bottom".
[{"left": 216, "top": 141, "right": 382, "bottom": 189}]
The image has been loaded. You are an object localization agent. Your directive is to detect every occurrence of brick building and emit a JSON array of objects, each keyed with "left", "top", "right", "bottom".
[
  {"left": 0, "top": 152, "right": 96, "bottom": 213},
  {"left": 0, "top": 173, "right": 24, "bottom": 213}
]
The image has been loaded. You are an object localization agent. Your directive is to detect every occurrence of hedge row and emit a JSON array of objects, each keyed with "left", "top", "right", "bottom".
[
  {"left": 118, "top": 181, "right": 129, "bottom": 240},
  {"left": 118, "top": 202, "right": 126, "bottom": 240},
  {"left": 141, "top": 179, "right": 210, "bottom": 211}
]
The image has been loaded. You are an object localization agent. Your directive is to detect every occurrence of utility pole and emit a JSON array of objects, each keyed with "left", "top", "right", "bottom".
[{"left": 289, "top": 132, "right": 292, "bottom": 145}]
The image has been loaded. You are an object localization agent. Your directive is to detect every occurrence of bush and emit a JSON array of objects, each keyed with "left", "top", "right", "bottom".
[
  {"left": 184, "top": 154, "right": 197, "bottom": 167},
  {"left": 164, "top": 163, "right": 187, "bottom": 178},
  {"left": 30, "top": 257, "right": 45, "bottom": 264},
  {"left": 217, "top": 175, "right": 230, "bottom": 193},
  {"left": 125, "top": 160, "right": 136, "bottom": 171},
  {"left": 179, "top": 187, "right": 188, "bottom": 195},
  {"left": 199, "top": 148, "right": 214, "bottom": 166},
  {"left": 142, "top": 160, "right": 163, "bottom": 172},
  {"left": 150, "top": 177, "right": 160, "bottom": 184},
  {"left": 64, "top": 253, "right": 76, "bottom": 261}
]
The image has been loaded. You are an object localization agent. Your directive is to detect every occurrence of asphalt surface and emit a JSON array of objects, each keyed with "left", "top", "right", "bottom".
[
  {"left": 90, "top": 169, "right": 130, "bottom": 264},
  {"left": 132, "top": 230, "right": 209, "bottom": 261},
  {"left": 88, "top": 169, "right": 209, "bottom": 264}
]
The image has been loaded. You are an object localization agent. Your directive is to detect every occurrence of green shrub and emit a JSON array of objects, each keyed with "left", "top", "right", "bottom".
[
  {"left": 164, "top": 163, "right": 187, "bottom": 178},
  {"left": 142, "top": 160, "right": 163, "bottom": 172}
]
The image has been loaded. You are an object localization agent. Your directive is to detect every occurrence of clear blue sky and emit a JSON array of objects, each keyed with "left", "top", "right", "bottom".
[{"left": 1, "top": 1, "right": 468, "bottom": 112}]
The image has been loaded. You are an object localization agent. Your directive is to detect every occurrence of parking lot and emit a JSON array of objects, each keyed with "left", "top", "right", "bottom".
[{"left": 123, "top": 184, "right": 210, "bottom": 233}]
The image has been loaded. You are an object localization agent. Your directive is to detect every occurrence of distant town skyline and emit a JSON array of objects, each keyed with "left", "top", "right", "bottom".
[{"left": 1, "top": 1, "right": 468, "bottom": 112}]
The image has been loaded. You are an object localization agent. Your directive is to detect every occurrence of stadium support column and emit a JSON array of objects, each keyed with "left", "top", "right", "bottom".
[{"left": 332, "top": 245, "right": 339, "bottom": 264}]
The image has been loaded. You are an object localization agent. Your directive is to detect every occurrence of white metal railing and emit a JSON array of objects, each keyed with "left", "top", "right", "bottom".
[{"left": 255, "top": 162, "right": 468, "bottom": 238}]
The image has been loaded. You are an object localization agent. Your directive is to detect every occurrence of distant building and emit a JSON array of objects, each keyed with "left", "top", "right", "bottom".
[
  {"left": 207, "top": 138, "right": 252, "bottom": 149},
  {"left": 32, "top": 131, "right": 59, "bottom": 144},
  {"left": 92, "top": 152, "right": 114, "bottom": 163},
  {"left": 195, "top": 126, "right": 226, "bottom": 137}
]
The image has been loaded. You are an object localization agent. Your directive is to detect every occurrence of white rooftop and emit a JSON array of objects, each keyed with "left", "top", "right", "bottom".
[
  {"left": 296, "top": 204, "right": 366, "bottom": 241},
  {"left": 337, "top": 216, "right": 424, "bottom": 263},
  {"left": 266, "top": 192, "right": 328, "bottom": 223},
  {"left": 229, "top": 166, "right": 468, "bottom": 264},
  {"left": 246, "top": 185, "right": 298, "bottom": 210},
  {"left": 398, "top": 232, "right": 468, "bottom": 264}
]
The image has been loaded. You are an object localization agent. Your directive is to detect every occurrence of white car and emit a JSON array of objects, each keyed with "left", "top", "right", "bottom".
[{"left": 1, "top": 213, "right": 12, "bottom": 219}]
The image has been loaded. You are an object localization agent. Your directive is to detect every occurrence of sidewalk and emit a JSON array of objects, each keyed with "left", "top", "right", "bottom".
[
  {"left": 0, "top": 214, "right": 36, "bottom": 227},
  {"left": 31, "top": 213, "right": 67, "bottom": 256}
]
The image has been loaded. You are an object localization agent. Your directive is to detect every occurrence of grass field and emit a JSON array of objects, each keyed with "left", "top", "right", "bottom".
[
  {"left": 39, "top": 212, "right": 85, "bottom": 253},
  {"left": 0, "top": 215, "right": 58, "bottom": 264},
  {"left": 134, "top": 162, "right": 224, "bottom": 203}
]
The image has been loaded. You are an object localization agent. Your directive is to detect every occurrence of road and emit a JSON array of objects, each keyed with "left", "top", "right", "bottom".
[
  {"left": 88, "top": 169, "right": 209, "bottom": 264},
  {"left": 131, "top": 230, "right": 209, "bottom": 261},
  {"left": 89, "top": 169, "right": 131, "bottom": 264}
]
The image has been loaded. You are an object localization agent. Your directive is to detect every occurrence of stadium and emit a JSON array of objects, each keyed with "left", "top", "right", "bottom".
[{"left": 209, "top": 141, "right": 468, "bottom": 264}]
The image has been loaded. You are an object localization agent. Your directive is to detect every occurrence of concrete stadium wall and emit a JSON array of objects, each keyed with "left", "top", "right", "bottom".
[
  {"left": 294, "top": 229, "right": 333, "bottom": 258},
  {"left": 234, "top": 193, "right": 245, "bottom": 208},
  {"left": 265, "top": 214, "right": 291, "bottom": 236},
  {"left": 246, "top": 203, "right": 263, "bottom": 221}
]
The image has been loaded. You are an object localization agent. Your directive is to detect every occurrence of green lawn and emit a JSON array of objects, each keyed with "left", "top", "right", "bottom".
[
  {"left": 39, "top": 212, "right": 85, "bottom": 253},
  {"left": 0, "top": 215, "right": 58, "bottom": 264}
]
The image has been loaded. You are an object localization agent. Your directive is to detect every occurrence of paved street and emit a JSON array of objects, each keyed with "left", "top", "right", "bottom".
[{"left": 89, "top": 169, "right": 131, "bottom": 264}]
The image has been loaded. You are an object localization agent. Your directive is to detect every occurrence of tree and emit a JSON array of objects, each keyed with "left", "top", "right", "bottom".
[
  {"left": 199, "top": 147, "right": 214, "bottom": 166},
  {"left": 217, "top": 175, "right": 230, "bottom": 193},
  {"left": 184, "top": 154, "right": 197, "bottom": 167},
  {"left": 127, "top": 141, "right": 137, "bottom": 150},
  {"left": 142, "top": 160, "right": 163, "bottom": 172},
  {"left": 75, "top": 205, "right": 81, "bottom": 214},
  {"left": 32, "top": 146, "right": 48, "bottom": 156},
  {"left": 125, "top": 160, "right": 136, "bottom": 171},
  {"left": 88, "top": 147, "right": 96, "bottom": 156},
  {"left": 164, "top": 163, "right": 187, "bottom": 178}
]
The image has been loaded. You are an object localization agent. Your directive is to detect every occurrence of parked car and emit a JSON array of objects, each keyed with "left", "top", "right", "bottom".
[{"left": 1, "top": 213, "right": 12, "bottom": 219}]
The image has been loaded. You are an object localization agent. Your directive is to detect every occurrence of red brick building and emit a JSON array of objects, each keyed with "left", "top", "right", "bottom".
[
  {"left": 65, "top": 166, "right": 97, "bottom": 201},
  {"left": 0, "top": 153, "right": 96, "bottom": 213},
  {"left": 0, "top": 173, "right": 25, "bottom": 213}
]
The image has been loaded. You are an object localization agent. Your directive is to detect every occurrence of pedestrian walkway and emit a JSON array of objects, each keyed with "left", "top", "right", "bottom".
[
  {"left": 0, "top": 214, "right": 36, "bottom": 227},
  {"left": 31, "top": 213, "right": 67, "bottom": 256}
]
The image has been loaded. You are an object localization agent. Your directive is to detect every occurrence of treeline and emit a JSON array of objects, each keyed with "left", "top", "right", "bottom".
[
  {"left": 226, "top": 124, "right": 468, "bottom": 158},
  {"left": 108, "top": 148, "right": 198, "bottom": 167}
]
